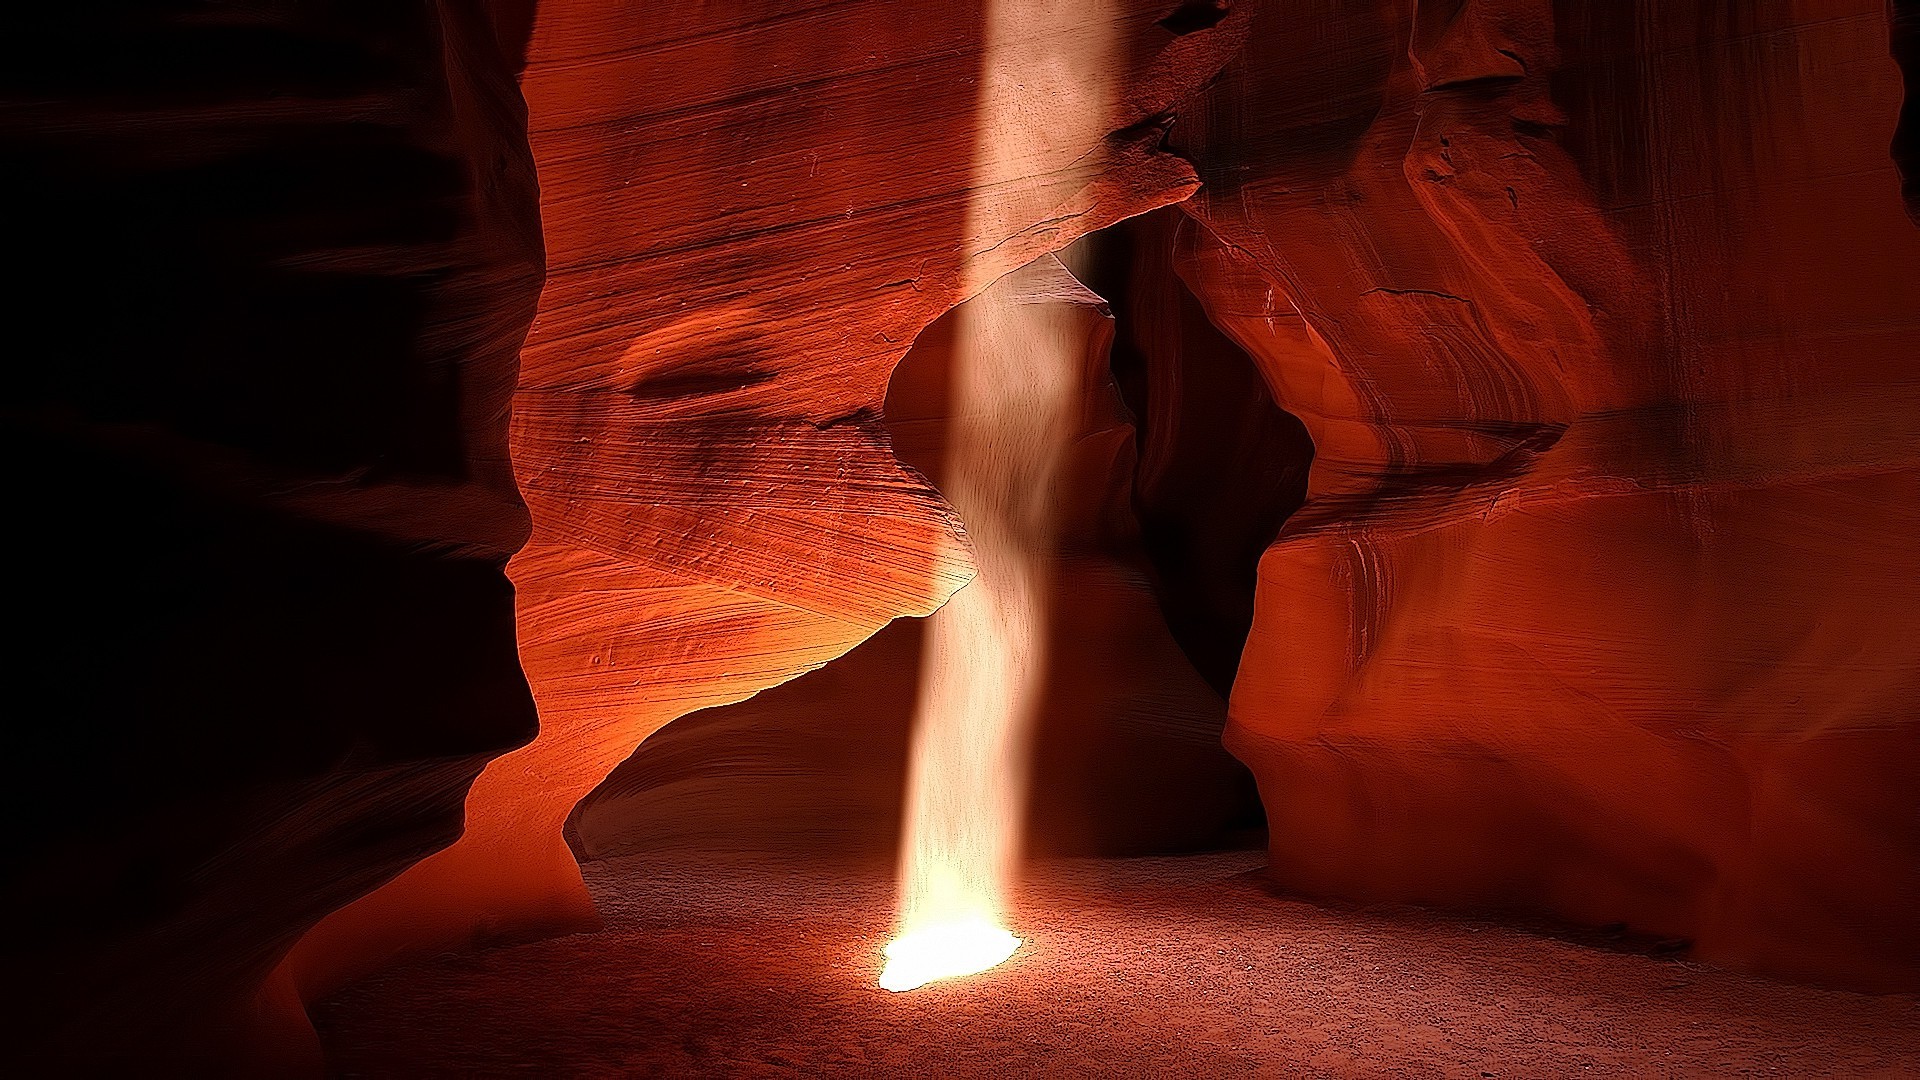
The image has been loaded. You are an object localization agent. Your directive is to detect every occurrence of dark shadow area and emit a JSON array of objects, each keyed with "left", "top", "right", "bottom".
[
  {"left": 1072, "top": 209, "right": 1314, "bottom": 699},
  {"left": 0, "top": 4, "right": 542, "bottom": 1070},
  {"left": 1894, "top": 0, "right": 1920, "bottom": 223},
  {"left": 1160, "top": 0, "right": 1233, "bottom": 36}
]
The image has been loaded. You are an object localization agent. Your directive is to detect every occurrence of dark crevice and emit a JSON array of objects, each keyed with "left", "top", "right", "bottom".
[
  {"left": 627, "top": 361, "right": 778, "bottom": 400},
  {"left": 1159, "top": 1, "right": 1231, "bottom": 36},
  {"left": 1893, "top": 0, "right": 1920, "bottom": 224},
  {"left": 1070, "top": 211, "right": 1316, "bottom": 848},
  {"left": 1074, "top": 210, "right": 1314, "bottom": 701},
  {"left": 1108, "top": 109, "right": 1180, "bottom": 152},
  {"left": 811, "top": 405, "right": 882, "bottom": 430}
]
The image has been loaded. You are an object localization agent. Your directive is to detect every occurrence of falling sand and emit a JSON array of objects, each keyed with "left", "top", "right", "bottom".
[
  {"left": 881, "top": 264, "right": 1079, "bottom": 991},
  {"left": 880, "top": 0, "right": 1121, "bottom": 992}
]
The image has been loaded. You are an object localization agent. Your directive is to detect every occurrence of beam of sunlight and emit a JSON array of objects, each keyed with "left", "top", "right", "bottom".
[{"left": 881, "top": 0, "right": 1117, "bottom": 993}]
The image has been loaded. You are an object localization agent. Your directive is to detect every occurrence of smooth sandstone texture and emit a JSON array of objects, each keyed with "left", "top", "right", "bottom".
[
  {"left": 1173, "top": 0, "right": 1920, "bottom": 990},
  {"left": 285, "top": 0, "right": 1254, "bottom": 1000},
  {"left": 25, "top": 9, "right": 1916, "bottom": 1075},
  {"left": 1, "top": 4, "right": 544, "bottom": 1071},
  {"left": 573, "top": 254, "right": 1262, "bottom": 864}
]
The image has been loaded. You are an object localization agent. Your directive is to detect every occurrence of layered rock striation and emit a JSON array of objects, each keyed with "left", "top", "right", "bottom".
[
  {"left": 573, "top": 253, "right": 1264, "bottom": 864},
  {"left": 16, "top": 6, "right": 1917, "bottom": 1072},
  {"left": 285, "top": 0, "right": 1257, "bottom": 1003},
  {"left": 1174, "top": 0, "right": 1920, "bottom": 990}
]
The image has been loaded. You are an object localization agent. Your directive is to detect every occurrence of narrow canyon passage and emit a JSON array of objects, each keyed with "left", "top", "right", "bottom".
[
  {"left": 10, "top": 2, "right": 1920, "bottom": 1074},
  {"left": 316, "top": 853, "right": 1920, "bottom": 1077}
]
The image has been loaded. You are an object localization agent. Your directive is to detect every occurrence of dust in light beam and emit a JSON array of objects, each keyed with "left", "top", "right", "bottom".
[{"left": 880, "top": 0, "right": 1118, "bottom": 993}]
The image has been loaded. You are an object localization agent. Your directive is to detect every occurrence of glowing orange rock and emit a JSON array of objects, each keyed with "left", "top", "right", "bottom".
[
  {"left": 285, "top": 0, "right": 1253, "bottom": 1001},
  {"left": 1175, "top": 0, "right": 1920, "bottom": 990},
  {"left": 570, "top": 251, "right": 1261, "bottom": 868}
]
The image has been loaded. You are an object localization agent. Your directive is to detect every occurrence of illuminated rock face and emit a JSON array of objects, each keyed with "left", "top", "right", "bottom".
[
  {"left": 572, "top": 252, "right": 1262, "bottom": 864},
  {"left": 284, "top": 0, "right": 1254, "bottom": 1001},
  {"left": 1173, "top": 0, "right": 1920, "bottom": 990},
  {"left": 19, "top": 3, "right": 1918, "bottom": 1069},
  {"left": 1, "top": 4, "right": 544, "bottom": 1069},
  {"left": 288, "top": 0, "right": 1919, "bottom": 1000}
]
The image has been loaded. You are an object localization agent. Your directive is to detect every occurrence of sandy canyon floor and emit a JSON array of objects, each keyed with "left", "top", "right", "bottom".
[{"left": 315, "top": 852, "right": 1920, "bottom": 1077}]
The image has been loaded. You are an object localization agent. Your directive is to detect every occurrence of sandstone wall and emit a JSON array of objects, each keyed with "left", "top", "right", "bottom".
[{"left": 1176, "top": 0, "right": 1920, "bottom": 990}]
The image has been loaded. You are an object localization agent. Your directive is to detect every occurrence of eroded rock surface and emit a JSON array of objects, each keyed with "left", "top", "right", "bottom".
[
  {"left": 1174, "top": 0, "right": 1920, "bottom": 990},
  {"left": 285, "top": 0, "right": 1255, "bottom": 1001},
  {"left": 34, "top": 7, "right": 1916, "bottom": 1071},
  {"left": 574, "top": 254, "right": 1262, "bottom": 863},
  {"left": 1080, "top": 208, "right": 1316, "bottom": 696},
  {"left": 292, "top": 0, "right": 1920, "bottom": 1002}
]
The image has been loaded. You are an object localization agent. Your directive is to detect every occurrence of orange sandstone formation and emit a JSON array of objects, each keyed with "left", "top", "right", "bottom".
[
  {"left": 13, "top": 2, "right": 1920, "bottom": 1072},
  {"left": 1173, "top": 0, "right": 1920, "bottom": 989},
  {"left": 573, "top": 253, "right": 1260, "bottom": 864},
  {"left": 284, "top": 0, "right": 1253, "bottom": 1000}
]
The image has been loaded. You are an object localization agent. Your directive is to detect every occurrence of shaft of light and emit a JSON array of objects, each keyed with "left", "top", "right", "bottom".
[
  {"left": 881, "top": 0, "right": 1116, "bottom": 994},
  {"left": 881, "top": 272, "right": 1070, "bottom": 990}
]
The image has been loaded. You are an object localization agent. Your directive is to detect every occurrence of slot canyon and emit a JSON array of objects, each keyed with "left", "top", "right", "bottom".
[{"left": 5, "top": 0, "right": 1919, "bottom": 1075}]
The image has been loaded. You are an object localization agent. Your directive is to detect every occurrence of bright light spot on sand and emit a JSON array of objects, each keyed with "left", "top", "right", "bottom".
[
  {"left": 881, "top": 0, "right": 1117, "bottom": 992},
  {"left": 881, "top": 286, "right": 1059, "bottom": 991},
  {"left": 879, "top": 916, "right": 1022, "bottom": 992}
]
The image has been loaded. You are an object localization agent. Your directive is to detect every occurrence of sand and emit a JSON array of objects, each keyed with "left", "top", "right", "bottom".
[{"left": 314, "top": 851, "right": 1920, "bottom": 1077}]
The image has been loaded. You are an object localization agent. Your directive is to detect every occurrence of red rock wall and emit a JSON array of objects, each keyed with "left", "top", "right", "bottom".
[
  {"left": 284, "top": 0, "right": 1919, "bottom": 1003},
  {"left": 1, "top": 4, "right": 544, "bottom": 1070},
  {"left": 26, "top": 6, "right": 1911, "bottom": 1068},
  {"left": 572, "top": 252, "right": 1262, "bottom": 863},
  {"left": 284, "top": 0, "right": 1256, "bottom": 1001},
  {"left": 1173, "top": 0, "right": 1920, "bottom": 990}
]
